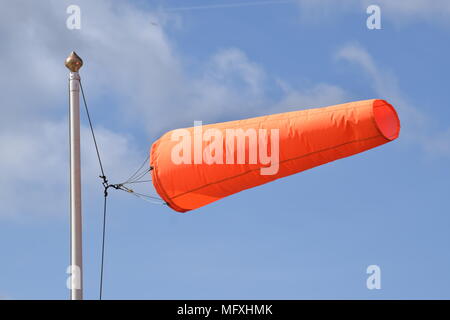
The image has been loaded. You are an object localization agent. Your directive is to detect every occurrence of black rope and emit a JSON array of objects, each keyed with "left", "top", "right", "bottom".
[
  {"left": 78, "top": 79, "right": 165, "bottom": 300},
  {"left": 131, "top": 191, "right": 166, "bottom": 201},
  {"left": 79, "top": 81, "right": 106, "bottom": 178},
  {"left": 79, "top": 79, "right": 110, "bottom": 300},
  {"left": 123, "top": 155, "right": 150, "bottom": 184},
  {"left": 99, "top": 192, "right": 108, "bottom": 300},
  {"left": 122, "top": 179, "right": 152, "bottom": 184},
  {"left": 80, "top": 79, "right": 120, "bottom": 300},
  {"left": 128, "top": 168, "right": 151, "bottom": 184}
]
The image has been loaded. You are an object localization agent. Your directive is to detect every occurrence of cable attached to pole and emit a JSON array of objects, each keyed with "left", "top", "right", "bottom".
[
  {"left": 79, "top": 81, "right": 106, "bottom": 179},
  {"left": 80, "top": 80, "right": 110, "bottom": 300},
  {"left": 79, "top": 79, "right": 166, "bottom": 300},
  {"left": 99, "top": 190, "right": 108, "bottom": 300}
]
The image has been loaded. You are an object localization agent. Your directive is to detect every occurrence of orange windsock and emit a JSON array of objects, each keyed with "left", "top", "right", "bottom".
[{"left": 150, "top": 99, "right": 400, "bottom": 212}]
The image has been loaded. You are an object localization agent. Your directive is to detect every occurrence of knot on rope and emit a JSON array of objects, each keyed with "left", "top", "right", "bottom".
[
  {"left": 100, "top": 175, "right": 134, "bottom": 197},
  {"left": 100, "top": 175, "right": 109, "bottom": 196}
]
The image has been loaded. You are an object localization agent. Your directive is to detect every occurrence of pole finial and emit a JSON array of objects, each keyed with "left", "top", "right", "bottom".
[{"left": 65, "top": 51, "right": 83, "bottom": 72}]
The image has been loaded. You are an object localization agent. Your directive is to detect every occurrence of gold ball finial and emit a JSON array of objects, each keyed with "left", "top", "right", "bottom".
[{"left": 65, "top": 51, "right": 83, "bottom": 72}]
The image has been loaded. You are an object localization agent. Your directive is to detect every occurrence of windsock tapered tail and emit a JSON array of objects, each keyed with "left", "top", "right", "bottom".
[{"left": 150, "top": 99, "right": 400, "bottom": 212}]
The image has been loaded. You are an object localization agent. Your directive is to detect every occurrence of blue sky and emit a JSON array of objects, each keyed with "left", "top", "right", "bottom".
[{"left": 1, "top": 0, "right": 450, "bottom": 299}]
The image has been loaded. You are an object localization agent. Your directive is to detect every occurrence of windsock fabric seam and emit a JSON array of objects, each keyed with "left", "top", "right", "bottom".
[{"left": 168, "top": 133, "right": 384, "bottom": 201}]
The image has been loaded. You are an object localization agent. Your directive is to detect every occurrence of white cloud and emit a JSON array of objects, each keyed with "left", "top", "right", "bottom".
[
  {"left": 0, "top": 121, "right": 67, "bottom": 218},
  {"left": 336, "top": 43, "right": 450, "bottom": 157},
  {"left": 371, "top": 0, "right": 450, "bottom": 24},
  {"left": 0, "top": 0, "right": 268, "bottom": 218},
  {"left": 0, "top": 0, "right": 350, "bottom": 219},
  {"left": 296, "top": 0, "right": 450, "bottom": 26},
  {"left": 295, "top": 0, "right": 356, "bottom": 23},
  {"left": 272, "top": 81, "right": 348, "bottom": 113},
  {"left": 12, "top": 0, "right": 446, "bottom": 220},
  {"left": 0, "top": 120, "right": 143, "bottom": 219},
  {"left": 208, "top": 48, "right": 266, "bottom": 96}
]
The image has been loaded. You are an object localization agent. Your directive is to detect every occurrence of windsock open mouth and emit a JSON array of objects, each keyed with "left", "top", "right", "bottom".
[{"left": 373, "top": 99, "right": 401, "bottom": 141}]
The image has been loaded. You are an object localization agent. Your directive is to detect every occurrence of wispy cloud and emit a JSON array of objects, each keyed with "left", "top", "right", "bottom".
[
  {"left": 0, "top": 120, "right": 142, "bottom": 218},
  {"left": 5, "top": 0, "right": 446, "bottom": 220},
  {"left": 336, "top": 43, "right": 450, "bottom": 157},
  {"left": 269, "top": 81, "right": 348, "bottom": 113},
  {"left": 0, "top": 0, "right": 346, "bottom": 219},
  {"left": 162, "top": 0, "right": 297, "bottom": 12},
  {"left": 296, "top": 0, "right": 450, "bottom": 26}
]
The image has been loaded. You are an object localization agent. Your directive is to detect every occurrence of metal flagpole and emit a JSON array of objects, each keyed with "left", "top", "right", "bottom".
[{"left": 65, "top": 51, "right": 84, "bottom": 300}]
